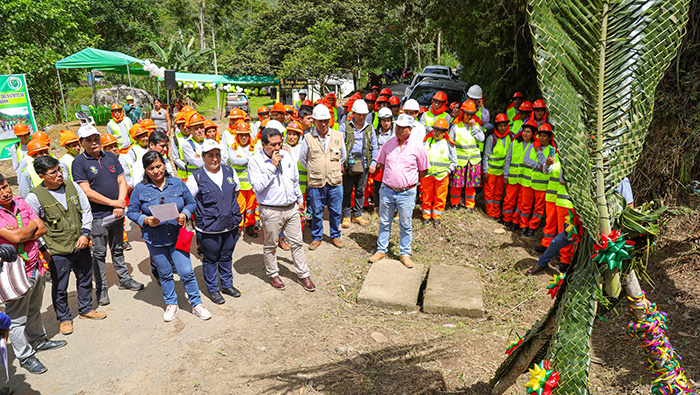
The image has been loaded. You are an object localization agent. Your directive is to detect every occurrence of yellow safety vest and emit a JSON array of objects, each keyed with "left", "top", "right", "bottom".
[
  {"left": 518, "top": 141, "right": 535, "bottom": 188},
  {"left": 23, "top": 156, "right": 42, "bottom": 189},
  {"left": 60, "top": 153, "right": 76, "bottom": 181},
  {"left": 546, "top": 153, "right": 561, "bottom": 203},
  {"left": 230, "top": 145, "right": 252, "bottom": 191},
  {"left": 507, "top": 141, "right": 528, "bottom": 185},
  {"left": 507, "top": 106, "right": 517, "bottom": 122},
  {"left": 453, "top": 122, "right": 481, "bottom": 167},
  {"left": 487, "top": 135, "right": 511, "bottom": 176},
  {"left": 528, "top": 145, "right": 549, "bottom": 191},
  {"left": 556, "top": 179, "right": 574, "bottom": 209},
  {"left": 423, "top": 111, "right": 448, "bottom": 128},
  {"left": 425, "top": 138, "right": 451, "bottom": 180}
]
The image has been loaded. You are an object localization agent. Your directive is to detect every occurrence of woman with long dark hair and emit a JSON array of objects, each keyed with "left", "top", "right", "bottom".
[
  {"left": 127, "top": 151, "right": 211, "bottom": 322},
  {"left": 151, "top": 98, "right": 171, "bottom": 133}
]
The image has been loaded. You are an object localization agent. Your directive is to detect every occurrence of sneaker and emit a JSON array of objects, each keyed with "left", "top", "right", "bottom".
[
  {"left": 124, "top": 241, "right": 132, "bottom": 251},
  {"left": 118, "top": 279, "right": 145, "bottom": 291},
  {"left": 59, "top": 320, "right": 73, "bottom": 335},
  {"left": 20, "top": 356, "right": 47, "bottom": 374},
  {"left": 341, "top": 217, "right": 351, "bottom": 228},
  {"left": 79, "top": 310, "right": 107, "bottom": 320},
  {"left": 35, "top": 340, "right": 67, "bottom": 351},
  {"left": 163, "top": 305, "right": 179, "bottom": 322},
  {"left": 192, "top": 304, "right": 212, "bottom": 320},
  {"left": 422, "top": 218, "right": 431, "bottom": 225},
  {"left": 209, "top": 291, "right": 225, "bottom": 305}
]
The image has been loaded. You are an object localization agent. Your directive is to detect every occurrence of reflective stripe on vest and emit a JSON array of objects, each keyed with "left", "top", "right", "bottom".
[
  {"left": 546, "top": 154, "right": 561, "bottom": 203},
  {"left": 453, "top": 122, "right": 480, "bottom": 166},
  {"left": 556, "top": 181, "right": 574, "bottom": 209},
  {"left": 425, "top": 138, "right": 451, "bottom": 179},
  {"left": 529, "top": 145, "right": 550, "bottom": 191},
  {"left": 60, "top": 153, "right": 75, "bottom": 181},
  {"left": 231, "top": 146, "right": 252, "bottom": 190},
  {"left": 508, "top": 141, "right": 528, "bottom": 185},
  {"left": 298, "top": 162, "right": 307, "bottom": 193},
  {"left": 518, "top": 142, "right": 535, "bottom": 187},
  {"left": 488, "top": 135, "right": 511, "bottom": 176}
]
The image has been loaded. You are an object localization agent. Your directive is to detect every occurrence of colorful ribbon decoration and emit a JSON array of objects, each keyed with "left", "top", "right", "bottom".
[
  {"left": 591, "top": 230, "right": 635, "bottom": 272},
  {"left": 505, "top": 336, "right": 523, "bottom": 356},
  {"left": 525, "top": 360, "right": 560, "bottom": 395},
  {"left": 546, "top": 273, "right": 565, "bottom": 299},
  {"left": 563, "top": 209, "right": 581, "bottom": 244},
  {"left": 626, "top": 292, "right": 695, "bottom": 395}
]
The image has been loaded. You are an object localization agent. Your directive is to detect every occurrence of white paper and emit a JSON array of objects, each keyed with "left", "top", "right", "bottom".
[
  {"left": 149, "top": 203, "right": 179, "bottom": 222},
  {"left": 101, "top": 214, "right": 117, "bottom": 227}
]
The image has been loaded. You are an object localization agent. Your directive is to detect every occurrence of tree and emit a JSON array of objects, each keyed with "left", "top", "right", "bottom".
[{"left": 149, "top": 29, "right": 213, "bottom": 72}]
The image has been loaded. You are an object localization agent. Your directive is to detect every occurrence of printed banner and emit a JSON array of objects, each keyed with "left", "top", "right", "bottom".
[{"left": 0, "top": 74, "right": 37, "bottom": 161}]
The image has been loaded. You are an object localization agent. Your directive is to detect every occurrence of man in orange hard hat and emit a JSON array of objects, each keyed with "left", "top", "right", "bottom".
[
  {"left": 420, "top": 91, "right": 452, "bottom": 133},
  {"left": 181, "top": 112, "right": 207, "bottom": 171},
  {"left": 11, "top": 123, "right": 32, "bottom": 175},
  {"left": 507, "top": 92, "right": 525, "bottom": 122},
  {"left": 59, "top": 130, "right": 81, "bottom": 181},
  {"left": 270, "top": 103, "right": 286, "bottom": 123},
  {"left": 106, "top": 103, "right": 133, "bottom": 150}
]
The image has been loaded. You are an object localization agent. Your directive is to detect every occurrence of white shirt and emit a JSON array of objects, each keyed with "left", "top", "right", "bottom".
[
  {"left": 247, "top": 149, "right": 303, "bottom": 207},
  {"left": 130, "top": 154, "right": 175, "bottom": 187},
  {"left": 185, "top": 166, "right": 240, "bottom": 199}
]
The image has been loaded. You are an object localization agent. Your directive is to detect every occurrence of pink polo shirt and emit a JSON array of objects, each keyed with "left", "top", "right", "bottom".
[
  {"left": 0, "top": 197, "right": 41, "bottom": 277},
  {"left": 377, "top": 136, "right": 429, "bottom": 189}
]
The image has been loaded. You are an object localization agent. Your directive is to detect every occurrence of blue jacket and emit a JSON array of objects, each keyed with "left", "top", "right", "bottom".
[{"left": 127, "top": 177, "right": 195, "bottom": 247}]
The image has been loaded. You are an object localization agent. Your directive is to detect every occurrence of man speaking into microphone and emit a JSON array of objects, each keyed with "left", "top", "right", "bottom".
[{"left": 248, "top": 120, "right": 315, "bottom": 292}]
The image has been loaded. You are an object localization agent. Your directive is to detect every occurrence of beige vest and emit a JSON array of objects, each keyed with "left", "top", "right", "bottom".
[{"left": 306, "top": 130, "right": 343, "bottom": 188}]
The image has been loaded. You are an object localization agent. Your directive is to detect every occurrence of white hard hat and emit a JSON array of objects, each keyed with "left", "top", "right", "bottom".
[
  {"left": 77, "top": 124, "right": 100, "bottom": 139},
  {"left": 264, "top": 120, "right": 286, "bottom": 133},
  {"left": 312, "top": 104, "right": 331, "bottom": 120},
  {"left": 403, "top": 99, "right": 420, "bottom": 112},
  {"left": 351, "top": 100, "right": 369, "bottom": 115},
  {"left": 299, "top": 89, "right": 307, "bottom": 95},
  {"left": 395, "top": 113, "right": 414, "bottom": 128},
  {"left": 377, "top": 108, "right": 393, "bottom": 119},
  {"left": 201, "top": 138, "right": 221, "bottom": 153},
  {"left": 467, "top": 85, "right": 483, "bottom": 100}
]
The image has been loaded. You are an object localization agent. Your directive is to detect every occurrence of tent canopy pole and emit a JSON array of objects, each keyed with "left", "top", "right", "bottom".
[
  {"left": 56, "top": 69, "right": 69, "bottom": 129},
  {"left": 127, "top": 64, "right": 132, "bottom": 88}
]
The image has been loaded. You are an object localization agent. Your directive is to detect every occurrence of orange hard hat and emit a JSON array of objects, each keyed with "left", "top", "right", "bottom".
[
  {"left": 13, "top": 123, "right": 31, "bottom": 136},
  {"left": 523, "top": 119, "right": 539, "bottom": 132},
  {"left": 33, "top": 131, "right": 50, "bottom": 145},
  {"left": 27, "top": 139, "right": 49, "bottom": 157},
  {"left": 110, "top": 103, "right": 123, "bottom": 111},
  {"left": 101, "top": 133, "right": 118, "bottom": 148},
  {"left": 432, "top": 91, "right": 448, "bottom": 102},
  {"left": 286, "top": 121, "right": 303, "bottom": 135},
  {"left": 380, "top": 88, "right": 392, "bottom": 96},
  {"left": 227, "top": 108, "right": 246, "bottom": 120},
  {"left": 204, "top": 120, "right": 218, "bottom": 130},
  {"left": 433, "top": 118, "right": 450, "bottom": 130},
  {"left": 460, "top": 100, "right": 477, "bottom": 113},
  {"left": 301, "top": 100, "right": 313, "bottom": 107},
  {"left": 376, "top": 96, "right": 389, "bottom": 104},
  {"left": 284, "top": 105, "right": 295, "bottom": 113},
  {"left": 234, "top": 122, "right": 251, "bottom": 134},
  {"left": 513, "top": 92, "right": 524, "bottom": 99},
  {"left": 494, "top": 113, "right": 509, "bottom": 124},
  {"left": 518, "top": 101, "right": 533, "bottom": 112},
  {"left": 539, "top": 123, "right": 553, "bottom": 134},
  {"left": 343, "top": 100, "right": 354, "bottom": 109},
  {"left": 140, "top": 119, "right": 157, "bottom": 130},
  {"left": 325, "top": 93, "right": 337, "bottom": 99},
  {"left": 389, "top": 96, "right": 401, "bottom": 106},
  {"left": 257, "top": 106, "right": 270, "bottom": 114},
  {"left": 364, "top": 93, "right": 376, "bottom": 102},
  {"left": 175, "top": 111, "right": 190, "bottom": 124},
  {"left": 260, "top": 119, "right": 269, "bottom": 129},
  {"left": 533, "top": 99, "right": 546, "bottom": 109},
  {"left": 60, "top": 130, "right": 79, "bottom": 147},
  {"left": 351, "top": 92, "right": 363, "bottom": 100},
  {"left": 371, "top": 85, "right": 380, "bottom": 90},
  {"left": 129, "top": 124, "right": 147, "bottom": 139},
  {"left": 186, "top": 112, "right": 205, "bottom": 128},
  {"left": 271, "top": 103, "right": 286, "bottom": 113},
  {"left": 180, "top": 105, "right": 194, "bottom": 114}
]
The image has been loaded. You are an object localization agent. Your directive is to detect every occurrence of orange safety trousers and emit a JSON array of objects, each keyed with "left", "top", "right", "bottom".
[
  {"left": 449, "top": 186, "right": 476, "bottom": 208},
  {"left": 502, "top": 183, "right": 520, "bottom": 224},
  {"left": 557, "top": 205, "right": 575, "bottom": 264},
  {"left": 421, "top": 176, "right": 450, "bottom": 220},
  {"left": 237, "top": 189, "right": 259, "bottom": 228},
  {"left": 528, "top": 190, "right": 546, "bottom": 230},
  {"left": 517, "top": 186, "right": 535, "bottom": 229},
  {"left": 540, "top": 201, "right": 558, "bottom": 247},
  {"left": 484, "top": 174, "right": 504, "bottom": 219}
]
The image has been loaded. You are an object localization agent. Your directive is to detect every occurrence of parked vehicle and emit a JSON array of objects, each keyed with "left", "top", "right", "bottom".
[
  {"left": 422, "top": 65, "right": 454, "bottom": 79},
  {"left": 401, "top": 68, "right": 414, "bottom": 84},
  {"left": 383, "top": 69, "right": 401, "bottom": 84},
  {"left": 225, "top": 93, "right": 250, "bottom": 114},
  {"left": 403, "top": 77, "right": 468, "bottom": 107},
  {"left": 366, "top": 72, "right": 383, "bottom": 90},
  {"left": 404, "top": 72, "right": 454, "bottom": 97}
]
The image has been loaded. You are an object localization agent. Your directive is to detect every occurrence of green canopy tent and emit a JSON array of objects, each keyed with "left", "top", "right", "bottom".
[{"left": 54, "top": 47, "right": 146, "bottom": 126}]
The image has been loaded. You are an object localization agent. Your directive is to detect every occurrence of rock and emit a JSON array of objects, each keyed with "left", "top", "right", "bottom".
[
  {"left": 357, "top": 259, "right": 424, "bottom": 310},
  {"left": 423, "top": 265, "right": 485, "bottom": 317},
  {"left": 493, "top": 228, "right": 506, "bottom": 234},
  {"left": 371, "top": 332, "right": 388, "bottom": 343},
  {"left": 95, "top": 84, "right": 153, "bottom": 108},
  {"left": 442, "top": 324, "right": 457, "bottom": 328}
]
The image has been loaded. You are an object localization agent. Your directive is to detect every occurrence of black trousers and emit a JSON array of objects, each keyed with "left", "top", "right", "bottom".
[
  {"left": 342, "top": 170, "right": 369, "bottom": 218},
  {"left": 49, "top": 248, "right": 93, "bottom": 322}
]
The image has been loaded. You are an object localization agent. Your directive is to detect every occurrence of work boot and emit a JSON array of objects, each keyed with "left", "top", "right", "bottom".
[
  {"left": 221, "top": 286, "right": 242, "bottom": 298},
  {"left": 270, "top": 276, "right": 286, "bottom": 290},
  {"left": 245, "top": 225, "right": 258, "bottom": 238},
  {"left": 352, "top": 216, "right": 369, "bottom": 226},
  {"left": 399, "top": 255, "right": 414, "bottom": 268},
  {"left": 534, "top": 244, "right": 547, "bottom": 254},
  {"left": 59, "top": 320, "right": 73, "bottom": 335},
  {"left": 79, "top": 310, "right": 107, "bottom": 320},
  {"left": 331, "top": 238, "right": 344, "bottom": 248},
  {"left": 341, "top": 217, "right": 351, "bottom": 228},
  {"left": 278, "top": 237, "right": 290, "bottom": 251},
  {"left": 298, "top": 276, "right": 316, "bottom": 292},
  {"left": 368, "top": 252, "right": 387, "bottom": 263},
  {"left": 308, "top": 240, "right": 322, "bottom": 251}
]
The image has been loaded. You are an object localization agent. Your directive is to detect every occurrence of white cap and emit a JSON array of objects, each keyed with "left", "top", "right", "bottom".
[
  {"left": 395, "top": 113, "right": 414, "bottom": 127},
  {"left": 299, "top": 89, "right": 307, "bottom": 95},
  {"left": 264, "top": 120, "right": 286, "bottom": 133},
  {"left": 312, "top": 104, "right": 331, "bottom": 120},
  {"left": 467, "top": 85, "right": 483, "bottom": 99},
  {"left": 201, "top": 138, "right": 221, "bottom": 153},
  {"left": 403, "top": 99, "right": 420, "bottom": 112},
  {"left": 77, "top": 124, "right": 100, "bottom": 139},
  {"left": 351, "top": 100, "right": 369, "bottom": 115},
  {"left": 377, "top": 108, "right": 393, "bottom": 119}
]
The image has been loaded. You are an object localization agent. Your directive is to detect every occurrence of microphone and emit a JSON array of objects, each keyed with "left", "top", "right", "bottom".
[{"left": 275, "top": 150, "right": 283, "bottom": 175}]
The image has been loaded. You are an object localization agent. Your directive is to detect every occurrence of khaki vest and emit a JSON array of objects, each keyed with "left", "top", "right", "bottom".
[{"left": 306, "top": 130, "right": 343, "bottom": 188}]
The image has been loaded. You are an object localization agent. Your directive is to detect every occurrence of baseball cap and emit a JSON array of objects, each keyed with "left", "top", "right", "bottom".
[
  {"left": 77, "top": 124, "right": 100, "bottom": 139},
  {"left": 395, "top": 113, "right": 414, "bottom": 128},
  {"left": 201, "top": 139, "right": 221, "bottom": 153}
]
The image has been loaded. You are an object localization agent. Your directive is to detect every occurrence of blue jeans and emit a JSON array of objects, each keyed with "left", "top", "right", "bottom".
[
  {"left": 308, "top": 184, "right": 343, "bottom": 241},
  {"left": 537, "top": 231, "right": 573, "bottom": 267},
  {"left": 146, "top": 244, "right": 202, "bottom": 307},
  {"left": 197, "top": 229, "right": 239, "bottom": 293},
  {"left": 377, "top": 184, "right": 416, "bottom": 256}
]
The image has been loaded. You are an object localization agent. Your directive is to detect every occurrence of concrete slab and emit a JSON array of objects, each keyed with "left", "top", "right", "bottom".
[
  {"left": 423, "top": 265, "right": 484, "bottom": 317},
  {"left": 357, "top": 259, "right": 424, "bottom": 310}
]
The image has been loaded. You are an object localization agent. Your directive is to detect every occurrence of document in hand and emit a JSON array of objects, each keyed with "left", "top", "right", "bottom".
[{"left": 149, "top": 203, "right": 180, "bottom": 222}]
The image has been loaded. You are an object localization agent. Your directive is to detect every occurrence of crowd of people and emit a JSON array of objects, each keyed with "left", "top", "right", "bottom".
[{"left": 0, "top": 83, "right": 637, "bottom": 379}]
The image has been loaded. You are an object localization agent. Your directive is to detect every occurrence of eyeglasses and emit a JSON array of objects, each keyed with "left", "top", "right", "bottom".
[{"left": 45, "top": 168, "right": 61, "bottom": 177}]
